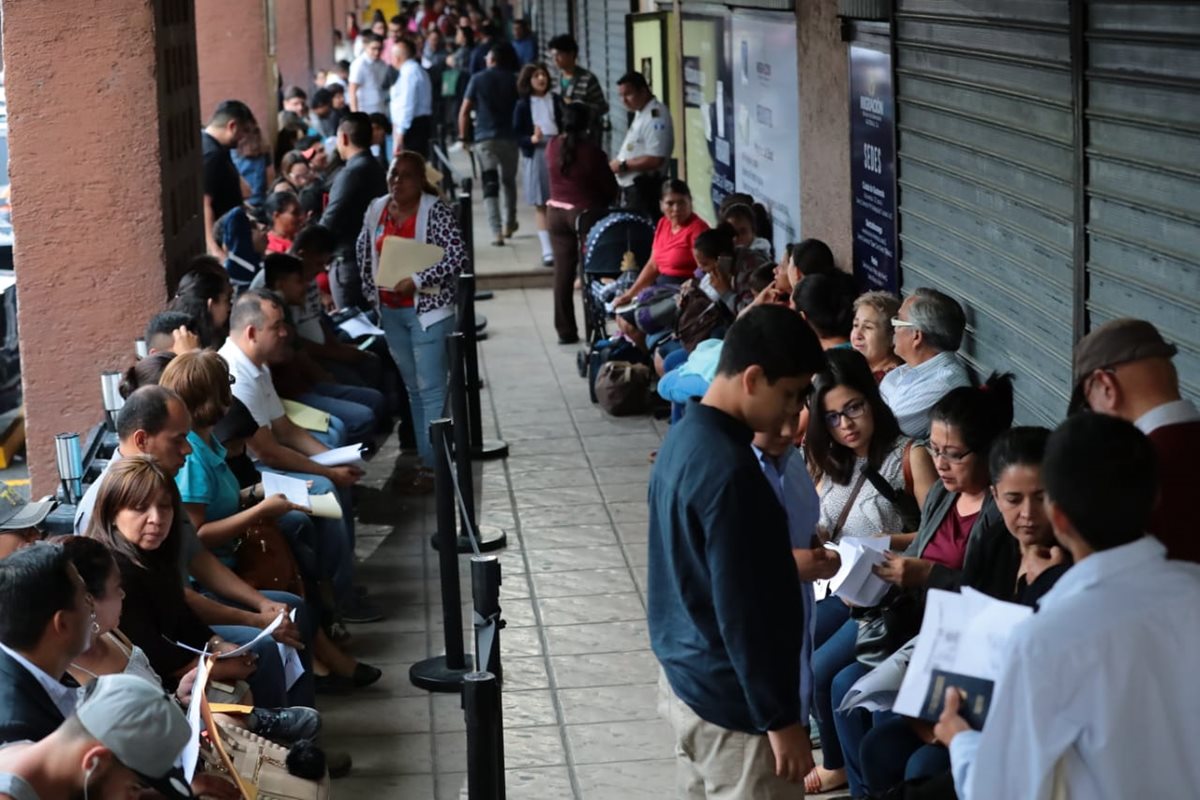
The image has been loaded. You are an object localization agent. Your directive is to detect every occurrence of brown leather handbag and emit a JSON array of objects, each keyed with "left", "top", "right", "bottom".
[{"left": 234, "top": 519, "right": 305, "bottom": 598}]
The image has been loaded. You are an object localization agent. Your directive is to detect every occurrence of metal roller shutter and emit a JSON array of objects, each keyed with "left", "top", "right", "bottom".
[
  {"left": 536, "top": 0, "right": 572, "bottom": 62},
  {"left": 605, "top": 0, "right": 632, "bottom": 147},
  {"left": 1084, "top": 2, "right": 1200, "bottom": 402},
  {"left": 894, "top": 0, "right": 1075, "bottom": 425}
]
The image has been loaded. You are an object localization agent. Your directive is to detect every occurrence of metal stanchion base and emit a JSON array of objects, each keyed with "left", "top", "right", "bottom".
[
  {"left": 409, "top": 655, "right": 475, "bottom": 693},
  {"left": 471, "top": 439, "right": 509, "bottom": 460},
  {"left": 475, "top": 314, "right": 487, "bottom": 335},
  {"left": 430, "top": 524, "right": 509, "bottom": 553},
  {"left": 475, "top": 290, "right": 494, "bottom": 301}
]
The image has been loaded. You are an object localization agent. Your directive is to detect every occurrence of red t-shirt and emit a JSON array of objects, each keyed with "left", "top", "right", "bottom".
[
  {"left": 375, "top": 211, "right": 418, "bottom": 309},
  {"left": 652, "top": 214, "right": 710, "bottom": 279},
  {"left": 922, "top": 505, "right": 979, "bottom": 571},
  {"left": 266, "top": 232, "right": 292, "bottom": 254}
]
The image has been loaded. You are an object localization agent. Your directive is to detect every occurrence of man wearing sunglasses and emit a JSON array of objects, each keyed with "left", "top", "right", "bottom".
[{"left": 879, "top": 287, "right": 972, "bottom": 440}]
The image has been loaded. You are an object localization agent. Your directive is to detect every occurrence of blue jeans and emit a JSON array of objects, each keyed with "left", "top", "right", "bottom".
[
  {"left": 832, "top": 660, "right": 876, "bottom": 797},
  {"left": 211, "top": 590, "right": 316, "bottom": 708},
  {"left": 276, "top": 509, "right": 354, "bottom": 612},
  {"left": 812, "top": 606, "right": 858, "bottom": 771},
  {"left": 297, "top": 382, "right": 385, "bottom": 445},
  {"left": 379, "top": 308, "right": 454, "bottom": 466},
  {"left": 310, "top": 413, "right": 347, "bottom": 448},
  {"left": 860, "top": 713, "right": 951, "bottom": 795}
]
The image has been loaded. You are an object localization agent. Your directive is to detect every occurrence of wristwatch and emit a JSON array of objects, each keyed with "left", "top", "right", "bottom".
[{"left": 618, "top": 159, "right": 628, "bottom": 174}]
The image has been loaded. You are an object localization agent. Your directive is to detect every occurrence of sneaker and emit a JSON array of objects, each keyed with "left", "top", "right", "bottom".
[
  {"left": 247, "top": 706, "right": 322, "bottom": 744},
  {"left": 491, "top": 235, "right": 505, "bottom": 246},
  {"left": 341, "top": 595, "right": 385, "bottom": 624},
  {"left": 503, "top": 221, "right": 519, "bottom": 238},
  {"left": 541, "top": 255, "right": 555, "bottom": 268}
]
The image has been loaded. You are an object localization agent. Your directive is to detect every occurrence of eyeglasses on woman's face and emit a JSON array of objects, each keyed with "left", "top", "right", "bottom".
[
  {"left": 823, "top": 398, "right": 867, "bottom": 429},
  {"left": 927, "top": 443, "right": 973, "bottom": 464}
]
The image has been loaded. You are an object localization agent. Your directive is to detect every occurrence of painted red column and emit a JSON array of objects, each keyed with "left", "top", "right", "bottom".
[
  {"left": 196, "top": 0, "right": 275, "bottom": 137},
  {"left": 2, "top": 0, "right": 204, "bottom": 494},
  {"left": 310, "top": 0, "right": 338, "bottom": 77},
  {"left": 276, "top": 0, "right": 315, "bottom": 93}
]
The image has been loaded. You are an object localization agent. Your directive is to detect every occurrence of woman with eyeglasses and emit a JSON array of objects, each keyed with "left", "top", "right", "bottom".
[
  {"left": 803, "top": 348, "right": 935, "bottom": 795},
  {"left": 828, "top": 372, "right": 1015, "bottom": 799}
]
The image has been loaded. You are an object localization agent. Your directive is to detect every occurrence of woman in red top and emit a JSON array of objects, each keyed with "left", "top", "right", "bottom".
[
  {"left": 545, "top": 104, "right": 618, "bottom": 344},
  {"left": 614, "top": 179, "right": 709, "bottom": 307},
  {"left": 264, "top": 191, "right": 303, "bottom": 254}
]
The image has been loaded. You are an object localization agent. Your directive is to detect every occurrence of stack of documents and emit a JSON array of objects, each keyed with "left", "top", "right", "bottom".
[
  {"left": 894, "top": 588, "right": 1033, "bottom": 729},
  {"left": 260, "top": 472, "right": 345, "bottom": 519},
  {"left": 827, "top": 536, "right": 891, "bottom": 607}
]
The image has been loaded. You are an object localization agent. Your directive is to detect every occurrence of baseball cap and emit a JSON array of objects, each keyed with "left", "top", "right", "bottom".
[
  {"left": 1068, "top": 318, "right": 1177, "bottom": 413},
  {"left": 0, "top": 484, "right": 53, "bottom": 532},
  {"left": 75, "top": 675, "right": 194, "bottom": 799}
]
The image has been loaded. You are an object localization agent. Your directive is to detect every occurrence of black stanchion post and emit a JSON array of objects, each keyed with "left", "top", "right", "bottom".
[
  {"left": 458, "top": 179, "right": 474, "bottom": 269},
  {"left": 432, "top": 334, "right": 507, "bottom": 554},
  {"left": 463, "top": 671, "right": 506, "bottom": 800},
  {"left": 410, "top": 419, "right": 474, "bottom": 692},
  {"left": 471, "top": 555, "right": 503, "bottom": 682},
  {"left": 458, "top": 272, "right": 509, "bottom": 460}
]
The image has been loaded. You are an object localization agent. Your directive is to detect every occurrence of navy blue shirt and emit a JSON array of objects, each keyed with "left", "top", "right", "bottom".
[
  {"left": 464, "top": 68, "right": 519, "bottom": 141},
  {"left": 647, "top": 401, "right": 804, "bottom": 733}
]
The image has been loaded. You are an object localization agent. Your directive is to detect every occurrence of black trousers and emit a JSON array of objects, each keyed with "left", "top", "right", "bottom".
[{"left": 400, "top": 115, "right": 433, "bottom": 160}]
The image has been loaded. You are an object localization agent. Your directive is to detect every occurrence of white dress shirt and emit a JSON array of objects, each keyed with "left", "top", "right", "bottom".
[
  {"left": 949, "top": 536, "right": 1200, "bottom": 800},
  {"left": 218, "top": 339, "right": 285, "bottom": 428},
  {"left": 1134, "top": 398, "right": 1200, "bottom": 436},
  {"left": 879, "top": 350, "right": 973, "bottom": 439},
  {"left": 389, "top": 59, "right": 433, "bottom": 134},
  {"left": 616, "top": 97, "right": 673, "bottom": 188},
  {"left": 0, "top": 643, "right": 78, "bottom": 719}
]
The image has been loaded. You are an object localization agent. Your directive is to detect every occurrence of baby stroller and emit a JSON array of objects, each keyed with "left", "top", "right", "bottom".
[{"left": 573, "top": 209, "right": 655, "bottom": 384}]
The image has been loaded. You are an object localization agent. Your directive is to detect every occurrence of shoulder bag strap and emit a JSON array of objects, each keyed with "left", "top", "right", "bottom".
[
  {"left": 830, "top": 469, "right": 869, "bottom": 543},
  {"left": 902, "top": 439, "right": 915, "bottom": 495}
]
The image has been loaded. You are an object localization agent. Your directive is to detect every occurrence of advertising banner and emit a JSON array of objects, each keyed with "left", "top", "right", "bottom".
[
  {"left": 731, "top": 12, "right": 801, "bottom": 258},
  {"left": 849, "top": 45, "right": 898, "bottom": 292},
  {"left": 682, "top": 15, "right": 734, "bottom": 224}
]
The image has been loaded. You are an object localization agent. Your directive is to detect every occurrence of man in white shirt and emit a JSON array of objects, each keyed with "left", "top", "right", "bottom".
[
  {"left": 0, "top": 543, "right": 94, "bottom": 742},
  {"left": 390, "top": 37, "right": 434, "bottom": 158},
  {"left": 611, "top": 71, "right": 674, "bottom": 218},
  {"left": 348, "top": 32, "right": 390, "bottom": 115},
  {"left": 935, "top": 413, "right": 1200, "bottom": 800},
  {"left": 879, "top": 287, "right": 973, "bottom": 439}
]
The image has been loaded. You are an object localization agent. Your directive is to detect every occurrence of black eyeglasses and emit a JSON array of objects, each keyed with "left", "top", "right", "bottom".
[{"left": 824, "top": 398, "right": 867, "bottom": 429}]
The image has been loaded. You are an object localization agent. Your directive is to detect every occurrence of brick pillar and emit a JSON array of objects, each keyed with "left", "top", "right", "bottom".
[
  {"left": 311, "top": 0, "right": 338, "bottom": 75},
  {"left": 2, "top": 0, "right": 204, "bottom": 494},
  {"left": 276, "top": 0, "right": 315, "bottom": 94},
  {"left": 196, "top": 0, "right": 276, "bottom": 139}
]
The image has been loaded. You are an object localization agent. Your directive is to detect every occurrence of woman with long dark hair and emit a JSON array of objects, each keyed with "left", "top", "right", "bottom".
[
  {"left": 544, "top": 103, "right": 618, "bottom": 344},
  {"left": 168, "top": 261, "right": 234, "bottom": 347}
]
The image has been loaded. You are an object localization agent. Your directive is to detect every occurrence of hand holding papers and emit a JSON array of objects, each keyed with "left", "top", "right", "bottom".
[
  {"left": 827, "top": 536, "right": 891, "bottom": 607},
  {"left": 377, "top": 236, "right": 444, "bottom": 290},
  {"left": 894, "top": 588, "right": 1033, "bottom": 729},
  {"left": 259, "top": 472, "right": 345, "bottom": 519}
]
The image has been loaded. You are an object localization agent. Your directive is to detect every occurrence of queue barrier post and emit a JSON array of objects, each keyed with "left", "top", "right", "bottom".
[
  {"left": 463, "top": 671, "right": 506, "bottom": 800},
  {"left": 457, "top": 273, "right": 508, "bottom": 460}
]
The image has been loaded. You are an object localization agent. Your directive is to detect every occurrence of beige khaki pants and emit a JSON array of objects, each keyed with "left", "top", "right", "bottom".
[{"left": 658, "top": 670, "right": 805, "bottom": 799}]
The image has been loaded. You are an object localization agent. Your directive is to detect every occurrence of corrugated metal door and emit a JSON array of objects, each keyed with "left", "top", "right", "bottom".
[
  {"left": 606, "top": 0, "right": 632, "bottom": 147},
  {"left": 536, "top": 0, "right": 572, "bottom": 62},
  {"left": 1084, "top": 2, "right": 1200, "bottom": 402},
  {"left": 894, "top": 1, "right": 1075, "bottom": 425}
]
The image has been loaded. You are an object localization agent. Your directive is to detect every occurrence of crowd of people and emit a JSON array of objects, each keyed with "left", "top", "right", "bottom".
[
  {"left": 629, "top": 178, "right": 1200, "bottom": 799},
  {"left": 0, "top": 3, "right": 1196, "bottom": 798}
]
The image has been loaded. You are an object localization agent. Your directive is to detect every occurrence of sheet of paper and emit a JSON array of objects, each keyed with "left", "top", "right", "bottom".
[
  {"left": 893, "top": 588, "right": 1033, "bottom": 727},
  {"left": 261, "top": 472, "right": 312, "bottom": 510},
  {"left": 338, "top": 312, "right": 386, "bottom": 338},
  {"left": 308, "top": 492, "right": 344, "bottom": 519},
  {"left": 828, "top": 537, "right": 891, "bottom": 607},
  {"left": 280, "top": 644, "right": 305, "bottom": 690},
  {"left": 182, "top": 650, "right": 210, "bottom": 783},
  {"left": 282, "top": 399, "right": 331, "bottom": 433},
  {"left": 310, "top": 443, "right": 365, "bottom": 467},
  {"left": 377, "top": 236, "right": 444, "bottom": 288},
  {"left": 176, "top": 611, "right": 287, "bottom": 661}
]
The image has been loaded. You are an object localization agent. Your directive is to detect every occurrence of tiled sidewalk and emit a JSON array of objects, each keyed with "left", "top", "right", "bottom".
[{"left": 324, "top": 287, "right": 843, "bottom": 798}]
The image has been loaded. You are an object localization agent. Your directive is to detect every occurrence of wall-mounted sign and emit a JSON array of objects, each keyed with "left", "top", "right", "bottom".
[{"left": 849, "top": 45, "right": 898, "bottom": 292}]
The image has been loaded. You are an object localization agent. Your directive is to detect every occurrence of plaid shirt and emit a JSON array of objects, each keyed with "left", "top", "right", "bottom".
[{"left": 555, "top": 66, "right": 609, "bottom": 130}]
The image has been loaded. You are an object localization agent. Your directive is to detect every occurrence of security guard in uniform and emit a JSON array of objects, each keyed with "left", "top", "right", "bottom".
[{"left": 610, "top": 71, "right": 674, "bottom": 220}]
